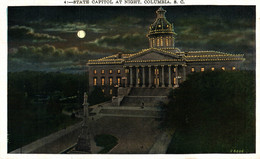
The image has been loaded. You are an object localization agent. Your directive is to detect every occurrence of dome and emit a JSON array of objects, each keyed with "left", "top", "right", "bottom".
[{"left": 148, "top": 7, "right": 176, "bottom": 36}]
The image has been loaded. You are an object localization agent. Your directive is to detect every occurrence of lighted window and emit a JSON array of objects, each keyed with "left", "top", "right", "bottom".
[
  {"left": 93, "top": 69, "right": 97, "bottom": 74},
  {"left": 101, "top": 78, "right": 105, "bottom": 86},
  {"left": 173, "top": 68, "right": 176, "bottom": 73},
  {"left": 201, "top": 67, "right": 205, "bottom": 72},
  {"left": 166, "top": 39, "right": 169, "bottom": 46},
  {"left": 109, "top": 77, "right": 113, "bottom": 85},
  {"left": 158, "top": 25, "right": 161, "bottom": 28},
  {"left": 222, "top": 67, "right": 225, "bottom": 71},
  {"left": 173, "top": 77, "right": 177, "bottom": 84},
  {"left": 191, "top": 67, "right": 195, "bottom": 72},
  {"left": 166, "top": 25, "right": 169, "bottom": 28},
  {"left": 154, "top": 68, "right": 159, "bottom": 75},
  {"left": 154, "top": 78, "right": 159, "bottom": 85},
  {"left": 137, "top": 68, "right": 140, "bottom": 73},
  {"left": 109, "top": 69, "right": 113, "bottom": 74},
  {"left": 211, "top": 67, "right": 215, "bottom": 71},
  {"left": 232, "top": 67, "right": 236, "bottom": 70},
  {"left": 102, "top": 89, "right": 105, "bottom": 93},
  {"left": 101, "top": 69, "right": 105, "bottom": 74},
  {"left": 125, "top": 69, "right": 129, "bottom": 73},
  {"left": 93, "top": 78, "right": 97, "bottom": 86},
  {"left": 117, "top": 69, "right": 121, "bottom": 74},
  {"left": 160, "top": 38, "right": 163, "bottom": 46},
  {"left": 109, "top": 89, "right": 113, "bottom": 95},
  {"left": 117, "top": 78, "right": 121, "bottom": 85}
]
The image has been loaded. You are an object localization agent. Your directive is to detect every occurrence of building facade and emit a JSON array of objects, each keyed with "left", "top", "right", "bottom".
[{"left": 87, "top": 7, "right": 245, "bottom": 96}]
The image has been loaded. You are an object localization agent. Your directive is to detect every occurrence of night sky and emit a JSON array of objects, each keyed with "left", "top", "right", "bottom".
[{"left": 8, "top": 6, "right": 256, "bottom": 72}]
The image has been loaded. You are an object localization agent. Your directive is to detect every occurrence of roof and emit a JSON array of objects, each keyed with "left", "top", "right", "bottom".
[{"left": 87, "top": 48, "right": 245, "bottom": 65}]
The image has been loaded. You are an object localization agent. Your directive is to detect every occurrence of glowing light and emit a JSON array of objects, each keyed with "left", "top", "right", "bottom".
[{"left": 77, "top": 30, "right": 86, "bottom": 38}]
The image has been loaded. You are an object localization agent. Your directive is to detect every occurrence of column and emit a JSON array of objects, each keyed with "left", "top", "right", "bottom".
[
  {"left": 136, "top": 66, "right": 139, "bottom": 87},
  {"left": 168, "top": 65, "right": 172, "bottom": 88},
  {"left": 148, "top": 65, "right": 152, "bottom": 87},
  {"left": 130, "top": 66, "right": 133, "bottom": 87},
  {"left": 182, "top": 64, "right": 187, "bottom": 81},
  {"left": 161, "top": 65, "right": 165, "bottom": 87},
  {"left": 175, "top": 65, "right": 179, "bottom": 87},
  {"left": 142, "top": 66, "right": 145, "bottom": 87},
  {"left": 155, "top": 65, "right": 158, "bottom": 88}
]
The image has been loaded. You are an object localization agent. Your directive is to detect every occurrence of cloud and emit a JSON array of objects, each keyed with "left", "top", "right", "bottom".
[
  {"left": 9, "top": 44, "right": 89, "bottom": 62},
  {"left": 89, "top": 33, "right": 148, "bottom": 51},
  {"left": 9, "top": 25, "right": 66, "bottom": 42}
]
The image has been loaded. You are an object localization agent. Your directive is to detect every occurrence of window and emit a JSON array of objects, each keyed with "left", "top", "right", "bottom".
[
  {"left": 174, "top": 78, "right": 177, "bottom": 84},
  {"left": 158, "top": 24, "right": 161, "bottom": 28},
  {"left": 101, "top": 69, "right": 105, "bottom": 74},
  {"left": 125, "top": 69, "right": 129, "bottom": 73},
  {"left": 154, "top": 78, "right": 159, "bottom": 85},
  {"left": 211, "top": 67, "right": 215, "bottom": 71},
  {"left": 201, "top": 67, "right": 205, "bottom": 72},
  {"left": 137, "top": 68, "right": 140, "bottom": 73},
  {"left": 154, "top": 68, "right": 159, "bottom": 75},
  {"left": 102, "top": 89, "right": 105, "bottom": 93},
  {"left": 93, "top": 69, "right": 97, "bottom": 74},
  {"left": 109, "top": 69, "right": 113, "bottom": 74},
  {"left": 160, "top": 38, "right": 163, "bottom": 46},
  {"left": 93, "top": 78, "right": 97, "bottom": 86},
  {"left": 232, "top": 67, "right": 236, "bottom": 70},
  {"left": 166, "top": 25, "right": 169, "bottom": 28},
  {"left": 109, "top": 77, "right": 113, "bottom": 86},
  {"left": 166, "top": 39, "right": 169, "bottom": 46},
  {"left": 157, "top": 38, "right": 160, "bottom": 46},
  {"left": 191, "top": 67, "right": 195, "bottom": 72},
  {"left": 117, "top": 69, "right": 121, "bottom": 74},
  {"left": 173, "top": 68, "right": 176, "bottom": 73},
  {"left": 221, "top": 67, "right": 225, "bottom": 71},
  {"left": 109, "top": 89, "right": 113, "bottom": 95},
  {"left": 117, "top": 77, "right": 121, "bottom": 85},
  {"left": 101, "top": 77, "right": 105, "bottom": 86}
]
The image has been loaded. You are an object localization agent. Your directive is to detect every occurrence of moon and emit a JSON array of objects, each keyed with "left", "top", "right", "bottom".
[{"left": 77, "top": 30, "right": 86, "bottom": 39}]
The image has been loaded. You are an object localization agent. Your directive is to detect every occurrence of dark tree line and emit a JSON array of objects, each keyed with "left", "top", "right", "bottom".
[{"left": 165, "top": 71, "right": 255, "bottom": 153}]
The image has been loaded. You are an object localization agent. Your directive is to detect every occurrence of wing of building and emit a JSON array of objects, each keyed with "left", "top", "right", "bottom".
[{"left": 87, "top": 7, "right": 245, "bottom": 96}]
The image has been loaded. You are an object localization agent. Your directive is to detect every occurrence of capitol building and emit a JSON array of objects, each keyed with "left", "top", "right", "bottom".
[{"left": 87, "top": 7, "right": 245, "bottom": 96}]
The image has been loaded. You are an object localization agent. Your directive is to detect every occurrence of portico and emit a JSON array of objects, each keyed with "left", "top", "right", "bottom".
[{"left": 124, "top": 64, "right": 186, "bottom": 88}]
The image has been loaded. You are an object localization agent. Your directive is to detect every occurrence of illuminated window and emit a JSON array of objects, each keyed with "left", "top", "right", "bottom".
[
  {"left": 109, "top": 69, "right": 113, "bottom": 74},
  {"left": 154, "top": 78, "right": 159, "bottom": 85},
  {"left": 137, "top": 68, "right": 140, "bottom": 73},
  {"left": 117, "top": 69, "right": 121, "bottom": 74},
  {"left": 232, "top": 67, "right": 236, "bottom": 70},
  {"left": 154, "top": 68, "right": 159, "bottom": 75},
  {"left": 222, "top": 67, "right": 225, "bottom": 71},
  {"left": 158, "top": 25, "right": 161, "bottom": 28},
  {"left": 117, "top": 77, "right": 121, "bottom": 85},
  {"left": 109, "top": 77, "right": 113, "bottom": 85},
  {"left": 173, "top": 68, "right": 176, "bottom": 72},
  {"left": 173, "top": 77, "right": 176, "bottom": 84},
  {"left": 191, "top": 67, "right": 195, "bottom": 72},
  {"left": 93, "top": 78, "right": 97, "bottom": 86},
  {"left": 166, "top": 25, "right": 169, "bottom": 28},
  {"left": 157, "top": 38, "right": 160, "bottom": 46},
  {"left": 93, "top": 69, "right": 97, "bottom": 74},
  {"left": 166, "top": 39, "right": 169, "bottom": 46},
  {"left": 109, "top": 89, "right": 113, "bottom": 95},
  {"left": 101, "top": 69, "right": 105, "bottom": 74},
  {"left": 101, "top": 77, "right": 105, "bottom": 86},
  {"left": 125, "top": 69, "right": 129, "bottom": 73},
  {"left": 102, "top": 89, "right": 104, "bottom": 93},
  {"left": 211, "top": 67, "right": 215, "bottom": 71},
  {"left": 201, "top": 67, "right": 205, "bottom": 72}
]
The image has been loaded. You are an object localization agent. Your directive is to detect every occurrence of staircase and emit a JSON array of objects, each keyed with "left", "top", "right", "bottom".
[{"left": 89, "top": 88, "right": 172, "bottom": 119}]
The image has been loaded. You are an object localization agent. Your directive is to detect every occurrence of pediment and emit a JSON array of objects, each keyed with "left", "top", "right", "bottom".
[{"left": 128, "top": 49, "right": 180, "bottom": 61}]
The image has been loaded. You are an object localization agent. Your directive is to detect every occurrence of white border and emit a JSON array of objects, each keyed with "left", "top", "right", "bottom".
[{"left": 1, "top": 0, "right": 259, "bottom": 159}]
